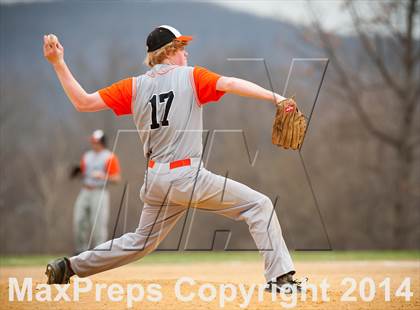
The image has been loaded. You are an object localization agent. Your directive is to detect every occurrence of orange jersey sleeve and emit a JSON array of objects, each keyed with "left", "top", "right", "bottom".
[
  {"left": 193, "top": 66, "right": 225, "bottom": 105},
  {"left": 105, "top": 153, "right": 121, "bottom": 176},
  {"left": 98, "top": 78, "right": 133, "bottom": 116}
]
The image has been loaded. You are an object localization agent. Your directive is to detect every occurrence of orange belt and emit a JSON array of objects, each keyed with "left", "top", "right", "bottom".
[
  {"left": 148, "top": 158, "right": 191, "bottom": 170},
  {"left": 83, "top": 184, "right": 101, "bottom": 190}
]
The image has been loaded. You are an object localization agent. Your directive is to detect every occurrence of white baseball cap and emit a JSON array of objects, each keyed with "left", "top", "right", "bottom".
[{"left": 91, "top": 129, "right": 105, "bottom": 143}]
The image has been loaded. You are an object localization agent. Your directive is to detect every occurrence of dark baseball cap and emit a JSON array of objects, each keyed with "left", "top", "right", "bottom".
[{"left": 146, "top": 25, "right": 192, "bottom": 52}]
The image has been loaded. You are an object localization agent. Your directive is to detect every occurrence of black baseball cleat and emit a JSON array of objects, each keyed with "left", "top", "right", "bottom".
[
  {"left": 265, "top": 272, "right": 308, "bottom": 294},
  {"left": 45, "top": 257, "right": 74, "bottom": 284}
]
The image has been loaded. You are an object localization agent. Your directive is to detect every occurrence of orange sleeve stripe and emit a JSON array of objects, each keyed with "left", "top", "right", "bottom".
[
  {"left": 98, "top": 78, "right": 133, "bottom": 116},
  {"left": 193, "top": 66, "right": 225, "bottom": 105},
  {"left": 105, "top": 154, "right": 121, "bottom": 176}
]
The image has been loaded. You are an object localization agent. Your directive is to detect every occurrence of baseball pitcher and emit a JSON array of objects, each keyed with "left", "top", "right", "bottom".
[{"left": 43, "top": 25, "right": 305, "bottom": 293}]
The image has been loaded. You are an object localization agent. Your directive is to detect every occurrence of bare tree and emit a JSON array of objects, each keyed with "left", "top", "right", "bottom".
[{"left": 308, "top": 0, "right": 419, "bottom": 248}]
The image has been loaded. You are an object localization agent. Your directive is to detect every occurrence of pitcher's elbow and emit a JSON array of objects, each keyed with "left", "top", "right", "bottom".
[
  {"left": 74, "top": 97, "right": 92, "bottom": 112},
  {"left": 73, "top": 103, "right": 83, "bottom": 112},
  {"left": 74, "top": 103, "right": 86, "bottom": 112}
]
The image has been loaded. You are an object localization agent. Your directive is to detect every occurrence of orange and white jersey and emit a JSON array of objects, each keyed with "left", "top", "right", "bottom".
[
  {"left": 98, "top": 65, "right": 225, "bottom": 162},
  {"left": 81, "top": 150, "right": 120, "bottom": 187}
]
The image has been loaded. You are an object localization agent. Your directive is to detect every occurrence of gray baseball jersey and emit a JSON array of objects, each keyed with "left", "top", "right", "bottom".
[
  {"left": 82, "top": 149, "right": 113, "bottom": 187},
  {"left": 132, "top": 64, "right": 202, "bottom": 162}
]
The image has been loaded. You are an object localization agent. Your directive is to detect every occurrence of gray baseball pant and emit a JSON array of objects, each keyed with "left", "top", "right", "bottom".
[
  {"left": 70, "top": 159, "right": 294, "bottom": 281},
  {"left": 73, "top": 188, "right": 110, "bottom": 253}
]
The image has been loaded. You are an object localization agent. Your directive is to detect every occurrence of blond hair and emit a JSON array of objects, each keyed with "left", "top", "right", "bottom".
[{"left": 144, "top": 40, "right": 188, "bottom": 67}]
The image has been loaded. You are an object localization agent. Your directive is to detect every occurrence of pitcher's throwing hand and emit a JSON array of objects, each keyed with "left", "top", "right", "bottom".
[{"left": 43, "top": 34, "right": 64, "bottom": 65}]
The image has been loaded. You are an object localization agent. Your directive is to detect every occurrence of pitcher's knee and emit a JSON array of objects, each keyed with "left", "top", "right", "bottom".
[
  {"left": 132, "top": 228, "right": 160, "bottom": 252},
  {"left": 257, "top": 195, "right": 274, "bottom": 212},
  {"left": 246, "top": 195, "right": 275, "bottom": 227},
  {"left": 258, "top": 196, "right": 276, "bottom": 221}
]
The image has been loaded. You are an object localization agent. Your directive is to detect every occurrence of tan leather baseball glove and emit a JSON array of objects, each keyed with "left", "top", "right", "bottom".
[{"left": 272, "top": 97, "right": 307, "bottom": 150}]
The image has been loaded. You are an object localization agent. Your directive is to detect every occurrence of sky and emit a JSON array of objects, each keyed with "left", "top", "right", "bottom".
[
  {"left": 213, "top": 0, "right": 356, "bottom": 35},
  {"left": 212, "top": 0, "right": 419, "bottom": 37},
  {"left": 1, "top": 0, "right": 418, "bottom": 37}
]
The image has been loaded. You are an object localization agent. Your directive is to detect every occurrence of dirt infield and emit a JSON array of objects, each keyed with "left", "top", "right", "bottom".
[{"left": 1, "top": 261, "right": 419, "bottom": 309}]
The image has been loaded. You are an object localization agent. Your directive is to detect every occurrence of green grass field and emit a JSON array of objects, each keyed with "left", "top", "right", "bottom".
[{"left": 0, "top": 251, "right": 419, "bottom": 267}]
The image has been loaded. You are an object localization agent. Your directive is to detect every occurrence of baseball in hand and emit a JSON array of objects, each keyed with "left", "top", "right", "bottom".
[{"left": 43, "top": 33, "right": 64, "bottom": 65}]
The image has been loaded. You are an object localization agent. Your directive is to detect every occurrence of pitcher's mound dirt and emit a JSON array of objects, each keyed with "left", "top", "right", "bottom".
[{"left": 1, "top": 261, "right": 419, "bottom": 309}]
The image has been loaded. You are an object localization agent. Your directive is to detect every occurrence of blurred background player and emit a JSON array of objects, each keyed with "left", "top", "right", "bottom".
[{"left": 70, "top": 129, "right": 121, "bottom": 254}]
